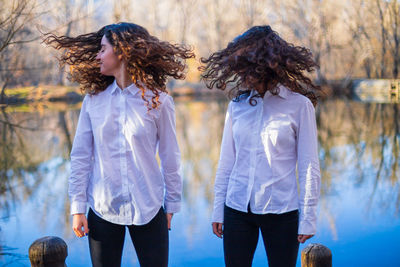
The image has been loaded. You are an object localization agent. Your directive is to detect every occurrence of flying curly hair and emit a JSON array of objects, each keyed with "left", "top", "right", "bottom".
[
  {"left": 200, "top": 25, "right": 321, "bottom": 106},
  {"left": 43, "top": 22, "right": 195, "bottom": 109}
]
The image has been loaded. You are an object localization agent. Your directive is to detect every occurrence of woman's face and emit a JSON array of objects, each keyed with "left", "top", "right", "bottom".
[{"left": 96, "top": 35, "right": 122, "bottom": 76}]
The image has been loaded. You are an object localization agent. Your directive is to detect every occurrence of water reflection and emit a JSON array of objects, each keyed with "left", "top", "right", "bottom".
[
  {"left": 317, "top": 100, "right": 400, "bottom": 207},
  {"left": 0, "top": 96, "right": 399, "bottom": 266},
  {"left": 175, "top": 97, "right": 227, "bottom": 205},
  {"left": 316, "top": 100, "right": 400, "bottom": 243},
  {"left": 0, "top": 104, "right": 80, "bottom": 265}
]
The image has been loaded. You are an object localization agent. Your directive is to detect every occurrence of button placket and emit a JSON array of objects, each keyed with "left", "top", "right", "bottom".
[
  {"left": 118, "top": 91, "right": 129, "bottom": 206},
  {"left": 246, "top": 99, "right": 263, "bottom": 206}
]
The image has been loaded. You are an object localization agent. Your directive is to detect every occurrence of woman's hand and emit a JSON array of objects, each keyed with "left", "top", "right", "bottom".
[
  {"left": 73, "top": 213, "right": 89, "bottom": 238},
  {"left": 298, "top": 234, "right": 314, "bottom": 243},
  {"left": 166, "top": 213, "right": 173, "bottom": 230},
  {"left": 212, "top": 222, "right": 223, "bottom": 238}
]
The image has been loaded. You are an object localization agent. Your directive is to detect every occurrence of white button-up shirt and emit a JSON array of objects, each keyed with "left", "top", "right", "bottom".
[
  {"left": 212, "top": 85, "right": 321, "bottom": 235},
  {"left": 69, "top": 80, "right": 182, "bottom": 225}
]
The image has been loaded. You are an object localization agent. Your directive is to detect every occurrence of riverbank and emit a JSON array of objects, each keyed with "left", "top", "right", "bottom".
[
  {"left": 3, "top": 78, "right": 398, "bottom": 106},
  {"left": 2, "top": 85, "right": 83, "bottom": 105},
  {"left": 1, "top": 83, "right": 225, "bottom": 106}
]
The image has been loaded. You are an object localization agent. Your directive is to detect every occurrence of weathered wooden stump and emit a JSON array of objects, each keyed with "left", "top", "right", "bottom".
[
  {"left": 29, "top": 236, "right": 68, "bottom": 267},
  {"left": 301, "top": 243, "right": 332, "bottom": 267}
]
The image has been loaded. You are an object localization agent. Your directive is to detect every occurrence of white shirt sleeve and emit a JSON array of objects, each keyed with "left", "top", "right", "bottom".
[
  {"left": 296, "top": 100, "right": 321, "bottom": 235},
  {"left": 69, "top": 95, "right": 93, "bottom": 215},
  {"left": 212, "top": 102, "right": 236, "bottom": 223},
  {"left": 157, "top": 95, "right": 182, "bottom": 214}
]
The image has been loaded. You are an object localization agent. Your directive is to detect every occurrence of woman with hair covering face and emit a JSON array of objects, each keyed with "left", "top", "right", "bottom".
[
  {"left": 201, "top": 25, "right": 321, "bottom": 267},
  {"left": 44, "top": 22, "right": 194, "bottom": 267}
]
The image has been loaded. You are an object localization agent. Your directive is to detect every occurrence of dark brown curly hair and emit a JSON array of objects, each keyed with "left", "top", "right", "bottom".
[
  {"left": 200, "top": 25, "right": 320, "bottom": 106},
  {"left": 43, "top": 22, "right": 195, "bottom": 109}
]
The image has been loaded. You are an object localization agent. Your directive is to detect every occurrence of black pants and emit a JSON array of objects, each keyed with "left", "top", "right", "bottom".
[
  {"left": 87, "top": 207, "right": 169, "bottom": 267},
  {"left": 223, "top": 205, "right": 299, "bottom": 267}
]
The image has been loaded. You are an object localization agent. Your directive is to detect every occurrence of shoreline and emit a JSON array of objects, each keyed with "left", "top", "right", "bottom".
[
  {"left": 1, "top": 84, "right": 226, "bottom": 106},
  {"left": 3, "top": 78, "right": 398, "bottom": 106}
]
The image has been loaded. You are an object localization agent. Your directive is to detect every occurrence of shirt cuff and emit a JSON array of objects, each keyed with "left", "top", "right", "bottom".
[
  {"left": 211, "top": 203, "right": 224, "bottom": 223},
  {"left": 164, "top": 200, "right": 181, "bottom": 214},
  {"left": 211, "top": 213, "right": 223, "bottom": 223},
  {"left": 70, "top": 201, "right": 87, "bottom": 215},
  {"left": 298, "top": 218, "right": 317, "bottom": 235}
]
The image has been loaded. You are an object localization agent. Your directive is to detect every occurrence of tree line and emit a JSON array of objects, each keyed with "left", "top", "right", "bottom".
[{"left": 0, "top": 0, "right": 399, "bottom": 98}]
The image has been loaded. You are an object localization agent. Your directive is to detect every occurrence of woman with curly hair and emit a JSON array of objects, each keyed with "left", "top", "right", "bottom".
[
  {"left": 44, "top": 22, "right": 194, "bottom": 267},
  {"left": 201, "top": 25, "right": 321, "bottom": 267}
]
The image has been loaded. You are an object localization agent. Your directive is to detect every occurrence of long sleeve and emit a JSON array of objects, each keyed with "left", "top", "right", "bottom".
[
  {"left": 69, "top": 95, "right": 93, "bottom": 215},
  {"left": 296, "top": 100, "right": 321, "bottom": 235},
  {"left": 211, "top": 102, "right": 236, "bottom": 223},
  {"left": 157, "top": 95, "right": 182, "bottom": 214}
]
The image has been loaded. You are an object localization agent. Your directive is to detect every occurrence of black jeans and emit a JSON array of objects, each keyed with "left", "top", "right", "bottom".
[
  {"left": 87, "top": 207, "right": 169, "bottom": 267},
  {"left": 223, "top": 205, "right": 299, "bottom": 267}
]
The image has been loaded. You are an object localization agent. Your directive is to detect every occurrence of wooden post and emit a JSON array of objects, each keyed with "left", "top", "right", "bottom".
[
  {"left": 301, "top": 243, "right": 332, "bottom": 267},
  {"left": 29, "top": 236, "right": 68, "bottom": 267}
]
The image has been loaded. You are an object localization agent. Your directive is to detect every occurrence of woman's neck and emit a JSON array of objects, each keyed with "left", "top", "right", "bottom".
[
  {"left": 256, "top": 81, "right": 278, "bottom": 96},
  {"left": 114, "top": 63, "right": 133, "bottom": 89}
]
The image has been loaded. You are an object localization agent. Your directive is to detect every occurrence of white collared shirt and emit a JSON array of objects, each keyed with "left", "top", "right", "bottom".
[
  {"left": 69, "top": 80, "right": 182, "bottom": 225},
  {"left": 212, "top": 85, "right": 321, "bottom": 235}
]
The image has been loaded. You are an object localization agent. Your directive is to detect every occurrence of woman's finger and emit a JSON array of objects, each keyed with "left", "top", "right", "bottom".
[
  {"left": 212, "top": 223, "right": 223, "bottom": 238},
  {"left": 212, "top": 223, "right": 219, "bottom": 237},
  {"left": 74, "top": 228, "right": 83, "bottom": 238},
  {"left": 166, "top": 213, "right": 173, "bottom": 230},
  {"left": 83, "top": 219, "right": 89, "bottom": 235},
  {"left": 298, "top": 234, "right": 314, "bottom": 243},
  {"left": 217, "top": 223, "right": 223, "bottom": 235}
]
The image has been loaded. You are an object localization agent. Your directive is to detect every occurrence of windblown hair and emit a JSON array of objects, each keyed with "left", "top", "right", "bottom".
[
  {"left": 43, "top": 22, "right": 195, "bottom": 109},
  {"left": 200, "top": 25, "right": 320, "bottom": 106}
]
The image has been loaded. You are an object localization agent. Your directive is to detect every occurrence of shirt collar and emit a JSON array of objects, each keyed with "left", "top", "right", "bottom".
[
  {"left": 263, "top": 84, "right": 289, "bottom": 99},
  {"left": 109, "top": 79, "right": 140, "bottom": 96},
  {"left": 108, "top": 80, "right": 119, "bottom": 95}
]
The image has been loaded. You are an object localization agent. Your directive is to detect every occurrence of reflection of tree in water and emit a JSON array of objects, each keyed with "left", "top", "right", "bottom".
[
  {"left": 317, "top": 99, "right": 400, "bottom": 235},
  {"left": 0, "top": 107, "right": 44, "bottom": 219},
  {"left": 363, "top": 103, "right": 400, "bottom": 215},
  {"left": 0, "top": 104, "right": 78, "bottom": 262},
  {"left": 0, "top": 106, "right": 44, "bottom": 263},
  {"left": 175, "top": 96, "right": 228, "bottom": 243}
]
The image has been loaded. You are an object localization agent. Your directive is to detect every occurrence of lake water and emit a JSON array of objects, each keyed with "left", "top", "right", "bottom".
[{"left": 0, "top": 96, "right": 399, "bottom": 266}]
